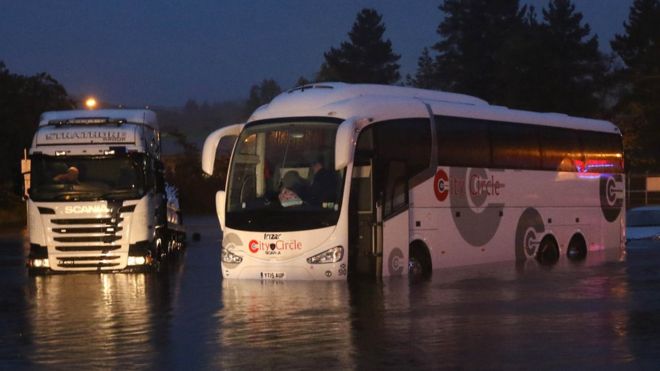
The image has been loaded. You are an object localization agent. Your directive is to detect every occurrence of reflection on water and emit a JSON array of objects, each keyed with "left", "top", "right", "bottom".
[
  {"left": 2, "top": 218, "right": 660, "bottom": 368},
  {"left": 28, "top": 274, "right": 158, "bottom": 368},
  {"left": 216, "top": 281, "right": 353, "bottom": 369}
]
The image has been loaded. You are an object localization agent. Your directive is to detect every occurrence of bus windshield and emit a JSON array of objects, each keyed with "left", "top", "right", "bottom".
[
  {"left": 29, "top": 154, "right": 148, "bottom": 202},
  {"left": 226, "top": 120, "right": 345, "bottom": 231}
]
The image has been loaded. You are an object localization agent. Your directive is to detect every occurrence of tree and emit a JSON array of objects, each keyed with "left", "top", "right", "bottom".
[
  {"left": 294, "top": 76, "right": 312, "bottom": 87},
  {"left": 406, "top": 48, "right": 436, "bottom": 89},
  {"left": 0, "top": 62, "right": 74, "bottom": 198},
  {"left": 244, "top": 79, "right": 282, "bottom": 117},
  {"left": 534, "top": 0, "right": 607, "bottom": 115},
  {"left": 610, "top": 0, "right": 660, "bottom": 170},
  {"left": 317, "top": 8, "right": 400, "bottom": 84},
  {"left": 430, "top": 0, "right": 523, "bottom": 102}
]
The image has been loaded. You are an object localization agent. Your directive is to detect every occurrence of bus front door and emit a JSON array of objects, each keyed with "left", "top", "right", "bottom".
[
  {"left": 348, "top": 162, "right": 378, "bottom": 277},
  {"left": 379, "top": 159, "right": 410, "bottom": 277},
  {"left": 349, "top": 158, "right": 410, "bottom": 278}
]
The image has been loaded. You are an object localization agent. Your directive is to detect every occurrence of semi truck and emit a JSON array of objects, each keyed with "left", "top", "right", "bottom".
[{"left": 22, "top": 109, "right": 185, "bottom": 273}]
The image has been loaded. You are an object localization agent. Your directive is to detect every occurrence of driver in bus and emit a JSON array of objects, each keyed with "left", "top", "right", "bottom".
[
  {"left": 53, "top": 165, "right": 80, "bottom": 184},
  {"left": 307, "top": 156, "right": 337, "bottom": 207}
]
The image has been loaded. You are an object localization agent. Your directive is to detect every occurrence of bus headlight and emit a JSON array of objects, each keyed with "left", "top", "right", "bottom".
[
  {"left": 307, "top": 246, "right": 344, "bottom": 264},
  {"left": 221, "top": 248, "right": 243, "bottom": 264}
]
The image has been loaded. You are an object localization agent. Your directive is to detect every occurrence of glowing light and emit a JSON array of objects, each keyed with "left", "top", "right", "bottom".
[{"left": 85, "top": 97, "right": 98, "bottom": 109}]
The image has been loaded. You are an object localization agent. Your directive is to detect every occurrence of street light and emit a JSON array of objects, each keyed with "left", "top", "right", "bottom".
[{"left": 85, "top": 97, "right": 97, "bottom": 110}]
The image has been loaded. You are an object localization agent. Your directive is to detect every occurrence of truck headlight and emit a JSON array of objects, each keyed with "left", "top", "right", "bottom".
[
  {"left": 221, "top": 248, "right": 243, "bottom": 264},
  {"left": 307, "top": 246, "right": 343, "bottom": 264},
  {"left": 127, "top": 256, "right": 147, "bottom": 266},
  {"left": 32, "top": 258, "right": 50, "bottom": 268}
]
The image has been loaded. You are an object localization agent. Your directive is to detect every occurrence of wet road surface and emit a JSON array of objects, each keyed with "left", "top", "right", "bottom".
[{"left": 1, "top": 216, "right": 660, "bottom": 369}]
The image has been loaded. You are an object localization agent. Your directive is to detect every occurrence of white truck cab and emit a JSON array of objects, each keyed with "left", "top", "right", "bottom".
[{"left": 23, "top": 109, "right": 184, "bottom": 273}]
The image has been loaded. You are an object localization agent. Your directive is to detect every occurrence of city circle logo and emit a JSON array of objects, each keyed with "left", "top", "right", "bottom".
[
  {"left": 515, "top": 208, "right": 545, "bottom": 262},
  {"left": 388, "top": 247, "right": 404, "bottom": 276},
  {"left": 434, "top": 169, "right": 449, "bottom": 202},
  {"left": 249, "top": 240, "right": 259, "bottom": 253},
  {"left": 599, "top": 174, "right": 623, "bottom": 223}
]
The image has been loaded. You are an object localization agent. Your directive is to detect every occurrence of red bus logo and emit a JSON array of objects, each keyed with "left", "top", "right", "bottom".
[
  {"left": 248, "top": 240, "right": 259, "bottom": 253},
  {"left": 434, "top": 169, "right": 449, "bottom": 201}
]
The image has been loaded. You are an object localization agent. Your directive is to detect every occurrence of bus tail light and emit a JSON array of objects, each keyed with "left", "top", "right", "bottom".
[{"left": 307, "top": 246, "right": 343, "bottom": 264}]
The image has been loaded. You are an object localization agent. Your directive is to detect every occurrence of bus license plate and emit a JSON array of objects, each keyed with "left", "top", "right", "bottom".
[{"left": 261, "top": 272, "right": 285, "bottom": 280}]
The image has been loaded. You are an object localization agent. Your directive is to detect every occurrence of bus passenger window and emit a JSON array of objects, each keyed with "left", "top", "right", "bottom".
[
  {"left": 436, "top": 117, "right": 490, "bottom": 168},
  {"left": 491, "top": 123, "right": 541, "bottom": 170},
  {"left": 580, "top": 132, "right": 624, "bottom": 173},
  {"left": 539, "top": 127, "right": 582, "bottom": 172}
]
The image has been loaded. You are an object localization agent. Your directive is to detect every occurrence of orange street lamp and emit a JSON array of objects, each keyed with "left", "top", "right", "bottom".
[{"left": 85, "top": 97, "right": 97, "bottom": 110}]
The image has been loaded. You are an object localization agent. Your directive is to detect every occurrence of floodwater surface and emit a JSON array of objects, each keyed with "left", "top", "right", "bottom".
[{"left": 1, "top": 216, "right": 660, "bottom": 369}]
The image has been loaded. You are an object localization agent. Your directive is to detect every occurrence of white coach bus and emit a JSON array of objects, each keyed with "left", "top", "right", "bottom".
[{"left": 202, "top": 83, "right": 624, "bottom": 280}]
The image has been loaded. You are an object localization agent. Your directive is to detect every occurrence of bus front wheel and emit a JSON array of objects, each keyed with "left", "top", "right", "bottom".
[{"left": 409, "top": 243, "right": 432, "bottom": 280}]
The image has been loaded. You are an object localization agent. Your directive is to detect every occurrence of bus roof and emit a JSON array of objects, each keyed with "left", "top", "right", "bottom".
[
  {"left": 248, "top": 83, "right": 618, "bottom": 134},
  {"left": 39, "top": 109, "right": 159, "bottom": 129}
]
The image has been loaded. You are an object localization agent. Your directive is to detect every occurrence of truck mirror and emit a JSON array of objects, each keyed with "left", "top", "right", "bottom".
[
  {"left": 21, "top": 149, "right": 31, "bottom": 199},
  {"left": 202, "top": 123, "right": 244, "bottom": 176},
  {"left": 335, "top": 119, "right": 356, "bottom": 170}
]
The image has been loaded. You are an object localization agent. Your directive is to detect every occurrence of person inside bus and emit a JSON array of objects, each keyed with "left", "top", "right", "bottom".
[
  {"left": 307, "top": 156, "right": 338, "bottom": 207},
  {"left": 279, "top": 170, "right": 306, "bottom": 207},
  {"left": 53, "top": 165, "right": 80, "bottom": 184}
]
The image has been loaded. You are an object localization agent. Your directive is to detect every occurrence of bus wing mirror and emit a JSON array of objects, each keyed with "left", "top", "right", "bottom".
[
  {"left": 216, "top": 190, "right": 226, "bottom": 231},
  {"left": 202, "top": 123, "right": 244, "bottom": 176},
  {"left": 335, "top": 119, "right": 356, "bottom": 170}
]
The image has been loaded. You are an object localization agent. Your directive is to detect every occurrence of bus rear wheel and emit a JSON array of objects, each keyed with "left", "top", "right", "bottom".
[
  {"left": 536, "top": 236, "right": 559, "bottom": 265},
  {"left": 567, "top": 234, "right": 587, "bottom": 262}
]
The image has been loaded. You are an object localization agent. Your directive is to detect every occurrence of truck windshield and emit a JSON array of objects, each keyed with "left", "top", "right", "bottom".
[
  {"left": 226, "top": 119, "right": 345, "bottom": 231},
  {"left": 29, "top": 154, "right": 148, "bottom": 202}
]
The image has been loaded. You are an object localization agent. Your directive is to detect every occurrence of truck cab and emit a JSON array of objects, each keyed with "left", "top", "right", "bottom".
[{"left": 23, "top": 109, "right": 184, "bottom": 273}]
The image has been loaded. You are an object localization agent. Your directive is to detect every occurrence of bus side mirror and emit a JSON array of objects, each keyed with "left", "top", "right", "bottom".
[
  {"left": 202, "top": 123, "right": 244, "bottom": 176},
  {"left": 335, "top": 120, "right": 356, "bottom": 170},
  {"left": 216, "top": 190, "right": 226, "bottom": 231}
]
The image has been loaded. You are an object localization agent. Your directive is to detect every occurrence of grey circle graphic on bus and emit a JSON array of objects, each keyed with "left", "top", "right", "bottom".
[
  {"left": 222, "top": 233, "right": 243, "bottom": 249},
  {"left": 388, "top": 247, "right": 404, "bottom": 276},
  {"left": 514, "top": 207, "right": 545, "bottom": 261},
  {"left": 449, "top": 167, "right": 505, "bottom": 246},
  {"left": 599, "top": 174, "right": 623, "bottom": 223}
]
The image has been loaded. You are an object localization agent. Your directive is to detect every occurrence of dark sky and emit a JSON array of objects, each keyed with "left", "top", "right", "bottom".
[{"left": 0, "top": 0, "right": 633, "bottom": 108}]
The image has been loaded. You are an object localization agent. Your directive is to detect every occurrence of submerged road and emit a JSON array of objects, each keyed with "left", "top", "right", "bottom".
[{"left": 1, "top": 216, "right": 660, "bottom": 369}]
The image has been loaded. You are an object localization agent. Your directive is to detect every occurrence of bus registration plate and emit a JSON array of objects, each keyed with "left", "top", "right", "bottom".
[{"left": 261, "top": 272, "right": 285, "bottom": 280}]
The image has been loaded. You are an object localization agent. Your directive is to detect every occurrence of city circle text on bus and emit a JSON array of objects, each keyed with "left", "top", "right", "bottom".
[
  {"left": 249, "top": 239, "right": 302, "bottom": 253},
  {"left": 436, "top": 171, "right": 504, "bottom": 201}
]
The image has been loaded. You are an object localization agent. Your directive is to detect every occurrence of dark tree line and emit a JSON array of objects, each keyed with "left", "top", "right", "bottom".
[
  {"left": 306, "top": 1, "right": 660, "bottom": 171},
  {"left": 0, "top": 0, "right": 658, "bottom": 219},
  {"left": 0, "top": 63, "right": 74, "bottom": 204}
]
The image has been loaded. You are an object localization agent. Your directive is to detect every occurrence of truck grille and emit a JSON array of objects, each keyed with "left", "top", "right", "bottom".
[
  {"left": 56, "top": 255, "right": 121, "bottom": 269},
  {"left": 46, "top": 202, "right": 135, "bottom": 271}
]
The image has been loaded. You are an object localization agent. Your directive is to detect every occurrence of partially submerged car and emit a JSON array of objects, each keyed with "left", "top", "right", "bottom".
[{"left": 626, "top": 206, "right": 660, "bottom": 250}]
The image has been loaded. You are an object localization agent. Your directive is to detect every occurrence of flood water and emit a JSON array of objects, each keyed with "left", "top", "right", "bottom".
[{"left": 2, "top": 216, "right": 660, "bottom": 369}]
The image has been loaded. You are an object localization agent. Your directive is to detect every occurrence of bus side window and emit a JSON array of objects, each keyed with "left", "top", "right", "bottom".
[
  {"left": 491, "top": 123, "right": 541, "bottom": 170},
  {"left": 372, "top": 119, "right": 430, "bottom": 218},
  {"left": 436, "top": 116, "right": 490, "bottom": 168},
  {"left": 580, "top": 132, "right": 624, "bottom": 173},
  {"left": 539, "top": 127, "right": 583, "bottom": 172}
]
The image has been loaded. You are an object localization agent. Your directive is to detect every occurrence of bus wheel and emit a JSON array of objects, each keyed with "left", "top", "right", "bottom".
[
  {"left": 536, "top": 236, "right": 559, "bottom": 265},
  {"left": 567, "top": 234, "right": 587, "bottom": 262},
  {"left": 409, "top": 243, "right": 432, "bottom": 280}
]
